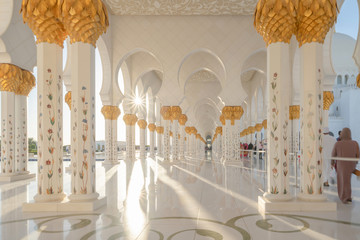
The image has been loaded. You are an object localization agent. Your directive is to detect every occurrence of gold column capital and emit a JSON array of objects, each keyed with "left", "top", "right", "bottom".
[
  {"left": 233, "top": 106, "right": 244, "bottom": 120},
  {"left": 248, "top": 126, "right": 255, "bottom": 134},
  {"left": 220, "top": 114, "right": 225, "bottom": 126},
  {"left": 156, "top": 126, "right": 164, "bottom": 134},
  {"left": 123, "top": 114, "right": 137, "bottom": 126},
  {"left": 255, "top": 123, "right": 263, "bottom": 132},
  {"left": 0, "top": 63, "right": 22, "bottom": 93},
  {"left": 262, "top": 119, "right": 268, "bottom": 130},
  {"left": 101, "top": 105, "right": 121, "bottom": 120},
  {"left": 254, "top": 0, "right": 297, "bottom": 45},
  {"left": 323, "top": 91, "right": 334, "bottom": 110},
  {"left": 137, "top": 119, "right": 147, "bottom": 129},
  {"left": 185, "top": 126, "right": 191, "bottom": 134},
  {"left": 16, "top": 69, "right": 36, "bottom": 96},
  {"left": 148, "top": 123, "right": 156, "bottom": 132},
  {"left": 178, "top": 114, "right": 188, "bottom": 125},
  {"left": 160, "top": 106, "right": 172, "bottom": 120},
  {"left": 296, "top": 0, "right": 338, "bottom": 46},
  {"left": 357, "top": 74, "right": 360, "bottom": 88},
  {"left": 170, "top": 106, "right": 182, "bottom": 121},
  {"left": 222, "top": 106, "right": 233, "bottom": 120},
  {"left": 289, "top": 105, "right": 300, "bottom": 120},
  {"left": 21, "top": 0, "right": 67, "bottom": 47},
  {"left": 190, "top": 127, "right": 197, "bottom": 135},
  {"left": 62, "top": 0, "right": 109, "bottom": 47},
  {"left": 170, "top": 131, "right": 173, "bottom": 137},
  {"left": 65, "top": 91, "right": 72, "bottom": 110}
]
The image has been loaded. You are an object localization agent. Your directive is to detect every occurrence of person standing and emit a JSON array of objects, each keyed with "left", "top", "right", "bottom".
[
  {"left": 322, "top": 127, "right": 336, "bottom": 187},
  {"left": 331, "top": 128, "right": 360, "bottom": 204},
  {"left": 337, "top": 131, "right": 342, "bottom": 141}
]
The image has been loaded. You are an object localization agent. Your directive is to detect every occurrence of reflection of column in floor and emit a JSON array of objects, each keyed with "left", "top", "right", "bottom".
[{"left": 104, "top": 165, "right": 119, "bottom": 211}]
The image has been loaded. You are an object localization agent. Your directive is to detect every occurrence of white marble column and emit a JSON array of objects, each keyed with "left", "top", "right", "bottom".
[
  {"left": 289, "top": 106, "right": 300, "bottom": 154},
  {"left": 1, "top": 91, "right": 16, "bottom": 175},
  {"left": 163, "top": 120, "right": 171, "bottom": 162},
  {"left": 148, "top": 123, "right": 156, "bottom": 158},
  {"left": 69, "top": 42, "right": 98, "bottom": 201},
  {"left": 101, "top": 106, "right": 120, "bottom": 165},
  {"left": 298, "top": 42, "right": 325, "bottom": 201},
  {"left": 35, "top": 43, "right": 65, "bottom": 202},
  {"left": 156, "top": 126, "right": 163, "bottom": 156},
  {"left": 171, "top": 120, "right": 179, "bottom": 162},
  {"left": 263, "top": 42, "right": 291, "bottom": 201},
  {"left": 178, "top": 115, "right": 187, "bottom": 160},
  {"left": 124, "top": 114, "right": 137, "bottom": 161},
  {"left": 138, "top": 119, "right": 147, "bottom": 160},
  {"left": 15, "top": 94, "right": 28, "bottom": 173}
]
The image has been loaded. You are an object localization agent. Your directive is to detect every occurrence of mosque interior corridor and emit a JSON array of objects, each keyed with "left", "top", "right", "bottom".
[{"left": 0, "top": 0, "right": 360, "bottom": 239}]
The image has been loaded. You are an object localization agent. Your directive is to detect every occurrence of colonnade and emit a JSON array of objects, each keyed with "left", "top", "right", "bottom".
[
  {"left": 252, "top": 0, "right": 338, "bottom": 209},
  {"left": 0, "top": 64, "right": 35, "bottom": 181},
  {"left": 19, "top": 0, "right": 109, "bottom": 210}
]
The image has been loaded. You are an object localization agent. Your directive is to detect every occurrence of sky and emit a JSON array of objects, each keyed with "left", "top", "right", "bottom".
[{"left": 8, "top": 0, "right": 360, "bottom": 145}]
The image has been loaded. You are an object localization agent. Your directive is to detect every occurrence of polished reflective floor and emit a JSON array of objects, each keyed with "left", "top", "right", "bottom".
[{"left": 1, "top": 154, "right": 360, "bottom": 239}]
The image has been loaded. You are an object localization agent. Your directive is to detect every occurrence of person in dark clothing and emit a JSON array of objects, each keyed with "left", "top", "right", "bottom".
[
  {"left": 337, "top": 131, "right": 342, "bottom": 141},
  {"left": 248, "top": 143, "right": 253, "bottom": 150}
]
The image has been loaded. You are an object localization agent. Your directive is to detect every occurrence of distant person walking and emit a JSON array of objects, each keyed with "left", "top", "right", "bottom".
[
  {"left": 337, "top": 130, "right": 342, "bottom": 141},
  {"left": 331, "top": 128, "right": 360, "bottom": 204},
  {"left": 322, "top": 127, "right": 336, "bottom": 187}
]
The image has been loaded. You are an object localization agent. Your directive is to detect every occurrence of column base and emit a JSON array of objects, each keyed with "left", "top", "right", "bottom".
[
  {"left": 23, "top": 196, "right": 107, "bottom": 212},
  {"left": 297, "top": 193, "right": 327, "bottom": 202},
  {"left": 65, "top": 166, "right": 72, "bottom": 173},
  {"left": 68, "top": 192, "right": 100, "bottom": 202},
  {"left": 0, "top": 173, "right": 35, "bottom": 182},
  {"left": 258, "top": 196, "right": 336, "bottom": 212}
]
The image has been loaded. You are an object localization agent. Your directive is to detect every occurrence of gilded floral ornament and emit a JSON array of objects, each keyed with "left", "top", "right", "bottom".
[
  {"left": 65, "top": 91, "right": 72, "bottom": 109},
  {"left": 123, "top": 114, "right": 137, "bottom": 125},
  {"left": 0, "top": 64, "right": 23, "bottom": 93},
  {"left": 101, "top": 105, "right": 120, "bottom": 120},
  {"left": 16, "top": 69, "right": 36, "bottom": 96},
  {"left": 356, "top": 74, "right": 360, "bottom": 89},
  {"left": 156, "top": 126, "right": 164, "bottom": 134},
  {"left": 222, "top": 106, "right": 233, "bottom": 120},
  {"left": 323, "top": 91, "right": 334, "bottom": 111},
  {"left": 148, "top": 123, "right": 156, "bottom": 132},
  {"left": 137, "top": 119, "right": 147, "bottom": 129},
  {"left": 160, "top": 106, "right": 172, "bottom": 120},
  {"left": 233, "top": 106, "right": 244, "bottom": 120},
  {"left": 255, "top": 123, "right": 263, "bottom": 132},
  {"left": 296, "top": 0, "right": 338, "bottom": 46},
  {"left": 170, "top": 106, "right": 182, "bottom": 121},
  {"left": 254, "top": 0, "right": 297, "bottom": 45},
  {"left": 220, "top": 114, "right": 225, "bottom": 125},
  {"left": 178, "top": 114, "right": 188, "bottom": 126},
  {"left": 21, "top": 0, "right": 67, "bottom": 47},
  {"left": 262, "top": 119, "right": 267, "bottom": 129},
  {"left": 190, "top": 127, "right": 197, "bottom": 135},
  {"left": 289, "top": 105, "right": 300, "bottom": 120},
  {"left": 62, "top": 0, "right": 109, "bottom": 47}
]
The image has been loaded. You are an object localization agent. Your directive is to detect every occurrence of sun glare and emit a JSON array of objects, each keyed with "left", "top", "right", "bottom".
[{"left": 134, "top": 97, "right": 142, "bottom": 105}]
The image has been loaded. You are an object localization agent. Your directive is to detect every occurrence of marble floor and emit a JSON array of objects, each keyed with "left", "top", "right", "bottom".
[{"left": 1, "top": 155, "right": 360, "bottom": 240}]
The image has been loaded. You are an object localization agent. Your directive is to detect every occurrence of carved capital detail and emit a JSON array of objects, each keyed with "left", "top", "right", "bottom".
[
  {"left": 123, "top": 114, "right": 138, "bottom": 125},
  {"left": 148, "top": 123, "right": 156, "bottom": 132},
  {"left": 323, "top": 91, "right": 334, "bottom": 111},
  {"left": 137, "top": 119, "right": 147, "bottom": 129},
  {"left": 102, "top": 105, "right": 121, "bottom": 120},
  {"left": 65, "top": 91, "right": 72, "bottom": 110}
]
